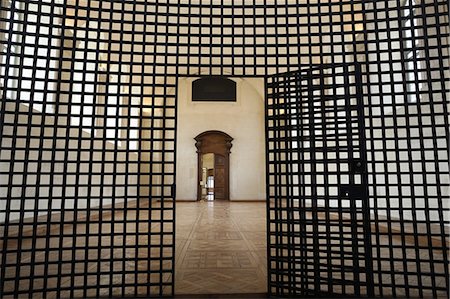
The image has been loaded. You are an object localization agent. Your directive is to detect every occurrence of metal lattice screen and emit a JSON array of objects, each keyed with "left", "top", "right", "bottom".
[
  {"left": 266, "top": 1, "right": 449, "bottom": 297},
  {"left": 0, "top": 0, "right": 448, "bottom": 298},
  {"left": 0, "top": 1, "right": 176, "bottom": 297}
]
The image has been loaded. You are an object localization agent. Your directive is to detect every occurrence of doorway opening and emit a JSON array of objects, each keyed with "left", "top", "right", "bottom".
[
  {"left": 199, "top": 153, "right": 228, "bottom": 201},
  {"left": 200, "top": 153, "right": 215, "bottom": 201},
  {"left": 195, "top": 131, "right": 233, "bottom": 201},
  {"left": 174, "top": 77, "right": 267, "bottom": 296}
]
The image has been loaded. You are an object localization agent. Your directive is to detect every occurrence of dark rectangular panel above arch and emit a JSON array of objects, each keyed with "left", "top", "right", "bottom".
[{"left": 192, "top": 76, "right": 237, "bottom": 102}]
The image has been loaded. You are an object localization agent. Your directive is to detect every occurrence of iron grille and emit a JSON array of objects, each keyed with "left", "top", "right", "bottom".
[{"left": 0, "top": 0, "right": 448, "bottom": 298}]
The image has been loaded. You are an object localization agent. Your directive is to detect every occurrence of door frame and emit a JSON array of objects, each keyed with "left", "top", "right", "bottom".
[{"left": 194, "top": 130, "right": 233, "bottom": 200}]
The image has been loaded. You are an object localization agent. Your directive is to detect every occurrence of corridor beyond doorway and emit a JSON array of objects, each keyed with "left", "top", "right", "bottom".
[{"left": 175, "top": 201, "right": 267, "bottom": 295}]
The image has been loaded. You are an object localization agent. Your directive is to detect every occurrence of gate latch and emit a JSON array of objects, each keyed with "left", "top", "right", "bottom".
[{"left": 350, "top": 159, "right": 366, "bottom": 174}]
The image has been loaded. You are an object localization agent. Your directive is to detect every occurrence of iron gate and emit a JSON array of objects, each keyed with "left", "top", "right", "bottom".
[
  {"left": 266, "top": 38, "right": 449, "bottom": 299},
  {"left": 266, "top": 63, "right": 374, "bottom": 297}
]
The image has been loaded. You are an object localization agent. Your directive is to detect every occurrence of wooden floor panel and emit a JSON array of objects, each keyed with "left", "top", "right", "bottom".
[{"left": 175, "top": 201, "right": 267, "bottom": 295}]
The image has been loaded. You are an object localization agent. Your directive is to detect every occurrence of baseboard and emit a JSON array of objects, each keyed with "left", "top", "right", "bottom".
[{"left": 230, "top": 199, "right": 266, "bottom": 202}]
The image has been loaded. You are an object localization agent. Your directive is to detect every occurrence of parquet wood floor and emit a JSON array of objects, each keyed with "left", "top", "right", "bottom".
[
  {"left": 175, "top": 201, "right": 267, "bottom": 295},
  {"left": 3, "top": 199, "right": 447, "bottom": 297}
]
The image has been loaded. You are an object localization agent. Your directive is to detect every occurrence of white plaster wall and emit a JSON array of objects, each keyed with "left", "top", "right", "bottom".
[
  {"left": 176, "top": 77, "right": 266, "bottom": 201},
  {"left": 0, "top": 102, "right": 139, "bottom": 222},
  {"left": 363, "top": 0, "right": 450, "bottom": 222}
]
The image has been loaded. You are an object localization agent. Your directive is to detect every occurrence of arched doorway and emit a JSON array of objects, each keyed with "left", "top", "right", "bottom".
[{"left": 194, "top": 131, "right": 233, "bottom": 201}]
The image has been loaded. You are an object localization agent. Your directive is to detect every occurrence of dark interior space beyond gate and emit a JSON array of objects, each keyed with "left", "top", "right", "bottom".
[{"left": 0, "top": 0, "right": 449, "bottom": 298}]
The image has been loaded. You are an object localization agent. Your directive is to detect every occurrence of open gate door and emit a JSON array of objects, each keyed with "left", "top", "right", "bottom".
[{"left": 265, "top": 63, "right": 374, "bottom": 297}]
